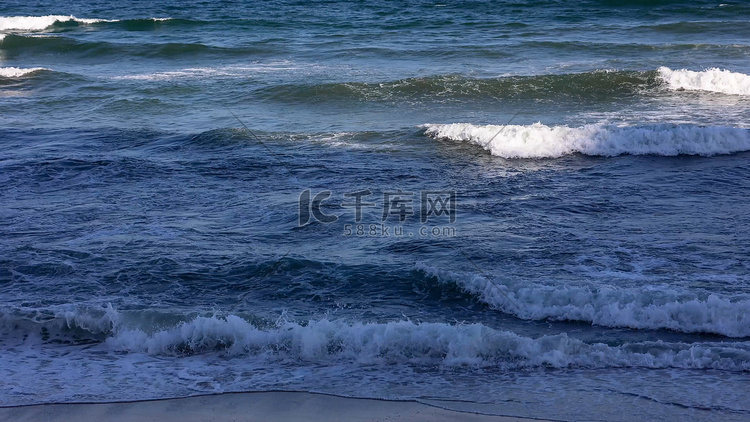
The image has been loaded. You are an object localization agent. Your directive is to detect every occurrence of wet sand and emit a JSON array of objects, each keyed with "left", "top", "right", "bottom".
[{"left": 0, "top": 391, "right": 555, "bottom": 422}]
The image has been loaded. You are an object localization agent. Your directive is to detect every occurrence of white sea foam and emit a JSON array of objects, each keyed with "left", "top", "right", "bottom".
[
  {"left": 113, "top": 68, "right": 241, "bottom": 81},
  {"left": 0, "top": 66, "right": 48, "bottom": 77},
  {"left": 0, "top": 15, "right": 112, "bottom": 31},
  {"left": 2, "top": 305, "right": 749, "bottom": 370},
  {"left": 423, "top": 122, "right": 750, "bottom": 158},
  {"left": 101, "top": 315, "right": 750, "bottom": 370},
  {"left": 113, "top": 63, "right": 299, "bottom": 81},
  {"left": 416, "top": 263, "right": 750, "bottom": 338},
  {"left": 658, "top": 66, "right": 750, "bottom": 96}
]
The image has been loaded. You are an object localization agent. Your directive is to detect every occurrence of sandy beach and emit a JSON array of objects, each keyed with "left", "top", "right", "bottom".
[{"left": 0, "top": 391, "right": 551, "bottom": 422}]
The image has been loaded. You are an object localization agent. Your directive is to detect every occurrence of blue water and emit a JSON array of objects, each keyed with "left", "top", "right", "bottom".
[{"left": 2, "top": 1, "right": 750, "bottom": 421}]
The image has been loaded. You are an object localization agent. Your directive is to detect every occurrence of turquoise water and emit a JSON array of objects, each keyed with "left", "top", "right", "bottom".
[{"left": 1, "top": 1, "right": 750, "bottom": 421}]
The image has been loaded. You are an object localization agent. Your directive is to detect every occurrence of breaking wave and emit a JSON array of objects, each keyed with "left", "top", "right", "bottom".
[
  {"left": 2, "top": 306, "right": 749, "bottom": 370},
  {"left": 263, "top": 67, "right": 750, "bottom": 104},
  {"left": 658, "top": 66, "right": 750, "bottom": 96},
  {"left": 423, "top": 122, "right": 750, "bottom": 158},
  {"left": 0, "top": 66, "right": 49, "bottom": 77},
  {"left": 0, "top": 34, "right": 275, "bottom": 59},
  {"left": 262, "top": 70, "right": 658, "bottom": 103},
  {"left": 108, "top": 317, "right": 750, "bottom": 370},
  {"left": 0, "top": 15, "right": 113, "bottom": 31},
  {"left": 417, "top": 263, "right": 750, "bottom": 338}
]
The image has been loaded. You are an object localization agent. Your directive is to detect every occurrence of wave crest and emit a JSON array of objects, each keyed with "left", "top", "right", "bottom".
[
  {"left": 0, "top": 15, "right": 112, "bottom": 31},
  {"left": 263, "top": 70, "right": 657, "bottom": 103},
  {"left": 106, "top": 316, "right": 750, "bottom": 370},
  {"left": 423, "top": 122, "right": 750, "bottom": 158},
  {"left": 659, "top": 66, "right": 750, "bottom": 96},
  {"left": 0, "top": 66, "right": 49, "bottom": 77},
  {"left": 417, "top": 263, "right": 750, "bottom": 338},
  {"left": 4, "top": 305, "right": 750, "bottom": 369}
]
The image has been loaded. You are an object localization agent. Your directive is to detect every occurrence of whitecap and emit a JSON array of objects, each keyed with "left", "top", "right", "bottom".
[
  {"left": 423, "top": 122, "right": 750, "bottom": 158},
  {"left": 0, "top": 66, "right": 48, "bottom": 77},
  {"left": 659, "top": 66, "right": 750, "bottom": 96},
  {"left": 0, "top": 15, "right": 113, "bottom": 31},
  {"left": 417, "top": 263, "right": 750, "bottom": 338}
]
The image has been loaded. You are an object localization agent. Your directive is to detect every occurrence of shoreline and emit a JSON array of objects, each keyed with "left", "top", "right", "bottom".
[{"left": 0, "top": 391, "right": 555, "bottom": 422}]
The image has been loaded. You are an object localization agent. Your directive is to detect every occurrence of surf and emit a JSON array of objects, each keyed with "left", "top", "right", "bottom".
[
  {"left": 423, "top": 122, "right": 750, "bottom": 158},
  {"left": 658, "top": 67, "right": 750, "bottom": 96},
  {"left": 417, "top": 263, "right": 750, "bottom": 338},
  {"left": 0, "top": 15, "right": 113, "bottom": 31}
]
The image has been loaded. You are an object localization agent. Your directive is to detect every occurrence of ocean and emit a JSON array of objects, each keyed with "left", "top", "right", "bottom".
[{"left": 1, "top": 1, "right": 750, "bottom": 421}]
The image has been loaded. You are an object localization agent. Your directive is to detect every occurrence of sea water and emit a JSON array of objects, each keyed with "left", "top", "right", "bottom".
[{"left": 1, "top": 1, "right": 750, "bottom": 421}]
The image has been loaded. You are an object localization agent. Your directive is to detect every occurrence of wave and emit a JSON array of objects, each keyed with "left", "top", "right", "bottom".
[
  {"left": 637, "top": 20, "right": 750, "bottom": 34},
  {"left": 518, "top": 40, "right": 750, "bottom": 55},
  {"left": 416, "top": 263, "right": 750, "bottom": 338},
  {"left": 260, "top": 67, "right": 750, "bottom": 104},
  {"left": 0, "top": 15, "right": 112, "bottom": 31},
  {"left": 658, "top": 67, "right": 750, "bottom": 96},
  {"left": 3, "top": 306, "right": 749, "bottom": 370},
  {"left": 0, "top": 15, "right": 288, "bottom": 34},
  {"left": 422, "top": 122, "right": 750, "bottom": 158},
  {"left": 0, "top": 16, "right": 200, "bottom": 38},
  {"left": 112, "top": 63, "right": 299, "bottom": 81},
  {"left": 107, "top": 17, "right": 204, "bottom": 31},
  {"left": 0, "top": 304, "right": 117, "bottom": 344},
  {"left": 262, "top": 70, "right": 658, "bottom": 103},
  {"left": 108, "top": 317, "right": 750, "bottom": 370},
  {"left": 0, "top": 66, "right": 49, "bottom": 78},
  {"left": 0, "top": 34, "right": 274, "bottom": 58}
]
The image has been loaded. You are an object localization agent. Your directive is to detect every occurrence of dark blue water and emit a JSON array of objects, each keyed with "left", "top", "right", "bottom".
[{"left": 2, "top": 1, "right": 750, "bottom": 421}]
